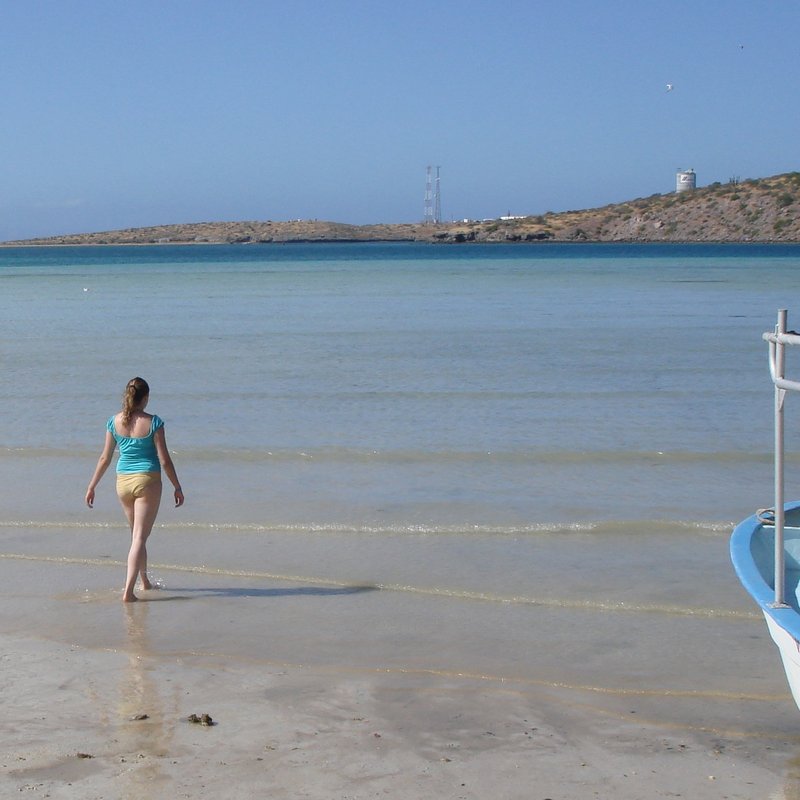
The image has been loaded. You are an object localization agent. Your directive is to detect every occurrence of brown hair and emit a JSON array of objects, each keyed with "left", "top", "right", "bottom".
[{"left": 121, "top": 377, "right": 150, "bottom": 426}]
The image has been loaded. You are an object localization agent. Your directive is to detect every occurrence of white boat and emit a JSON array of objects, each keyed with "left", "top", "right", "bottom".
[
  {"left": 731, "top": 309, "right": 800, "bottom": 710},
  {"left": 731, "top": 505, "right": 800, "bottom": 708}
]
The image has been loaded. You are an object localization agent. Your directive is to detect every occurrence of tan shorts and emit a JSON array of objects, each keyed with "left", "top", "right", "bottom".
[{"left": 116, "top": 472, "right": 162, "bottom": 501}]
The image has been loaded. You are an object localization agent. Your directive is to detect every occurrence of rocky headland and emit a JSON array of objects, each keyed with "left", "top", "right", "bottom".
[{"left": 5, "top": 172, "right": 800, "bottom": 246}]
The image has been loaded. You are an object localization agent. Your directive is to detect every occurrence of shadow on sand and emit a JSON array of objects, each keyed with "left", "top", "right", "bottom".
[{"left": 138, "top": 584, "right": 378, "bottom": 600}]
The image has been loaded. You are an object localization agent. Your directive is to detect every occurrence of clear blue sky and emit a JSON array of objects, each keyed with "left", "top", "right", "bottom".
[{"left": 2, "top": 1, "right": 798, "bottom": 240}]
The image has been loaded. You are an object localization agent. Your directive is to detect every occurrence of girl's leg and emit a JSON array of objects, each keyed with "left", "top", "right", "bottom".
[
  {"left": 118, "top": 488, "right": 153, "bottom": 591},
  {"left": 123, "top": 482, "right": 162, "bottom": 602},
  {"left": 119, "top": 493, "right": 137, "bottom": 589}
]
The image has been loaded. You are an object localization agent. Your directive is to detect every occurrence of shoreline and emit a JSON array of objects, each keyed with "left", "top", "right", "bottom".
[{"left": 3, "top": 239, "right": 800, "bottom": 249}]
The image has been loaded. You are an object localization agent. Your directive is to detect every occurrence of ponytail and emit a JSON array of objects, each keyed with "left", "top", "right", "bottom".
[{"left": 121, "top": 377, "right": 150, "bottom": 425}]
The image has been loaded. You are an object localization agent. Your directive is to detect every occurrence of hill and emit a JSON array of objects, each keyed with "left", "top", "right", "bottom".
[{"left": 5, "top": 172, "right": 800, "bottom": 246}]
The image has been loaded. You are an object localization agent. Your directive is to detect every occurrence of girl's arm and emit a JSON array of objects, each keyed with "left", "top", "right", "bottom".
[
  {"left": 154, "top": 426, "right": 184, "bottom": 507},
  {"left": 85, "top": 431, "right": 116, "bottom": 508}
]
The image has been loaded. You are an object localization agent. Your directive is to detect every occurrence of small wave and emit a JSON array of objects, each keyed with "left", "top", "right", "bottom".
[
  {"left": 136, "top": 448, "right": 779, "bottom": 467},
  {"left": 0, "top": 518, "right": 735, "bottom": 536},
  {"left": 0, "top": 445, "right": 780, "bottom": 466},
  {"left": 169, "top": 519, "right": 735, "bottom": 537},
  {"left": 0, "top": 519, "right": 127, "bottom": 530}
]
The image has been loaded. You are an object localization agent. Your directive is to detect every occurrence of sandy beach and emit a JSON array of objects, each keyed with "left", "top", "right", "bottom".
[
  {"left": 3, "top": 632, "right": 793, "bottom": 800},
  {"left": 2, "top": 524, "right": 799, "bottom": 800}
]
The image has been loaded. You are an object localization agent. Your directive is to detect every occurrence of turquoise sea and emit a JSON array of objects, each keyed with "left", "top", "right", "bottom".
[
  {"left": 2, "top": 241, "right": 798, "bottom": 529},
  {"left": 4, "top": 241, "right": 800, "bottom": 743}
]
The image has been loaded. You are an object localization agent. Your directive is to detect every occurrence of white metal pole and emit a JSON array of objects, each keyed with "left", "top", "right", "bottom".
[{"left": 774, "top": 309, "right": 787, "bottom": 607}]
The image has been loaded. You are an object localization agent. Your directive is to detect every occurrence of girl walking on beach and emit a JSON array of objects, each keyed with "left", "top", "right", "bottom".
[{"left": 85, "top": 377, "right": 184, "bottom": 602}]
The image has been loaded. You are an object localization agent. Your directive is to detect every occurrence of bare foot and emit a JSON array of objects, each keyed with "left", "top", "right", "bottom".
[
  {"left": 122, "top": 594, "right": 138, "bottom": 603},
  {"left": 140, "top": 578, "right": 153, "bottom": 591}
]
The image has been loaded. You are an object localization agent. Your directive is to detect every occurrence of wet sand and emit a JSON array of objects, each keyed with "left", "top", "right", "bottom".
[
  {"left": 2, "top": 525, "right": 800, "bottom": 799},
  {"left": 3, "top": 634, "right": 795, "bottom": 800}
]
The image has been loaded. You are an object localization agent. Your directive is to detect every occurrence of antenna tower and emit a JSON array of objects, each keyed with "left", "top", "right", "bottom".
[
  {"left": 423, "top": 165, "right": 442, "bottom": 224},
  {"left": 434, "top": 166, "right": 442, "bottom": 224}
]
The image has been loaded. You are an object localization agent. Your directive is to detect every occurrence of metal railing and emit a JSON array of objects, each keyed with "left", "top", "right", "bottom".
[{"left": 763, "top": 309, "right": 800, "bottom": 607}]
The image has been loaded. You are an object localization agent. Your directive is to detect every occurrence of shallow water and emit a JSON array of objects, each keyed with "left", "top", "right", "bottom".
[
  {"left": 4, "top": 241, "right": 800, "bottom": 528},
  {"left": 3, "top": 242, "right": 800, "bottom": 743}
]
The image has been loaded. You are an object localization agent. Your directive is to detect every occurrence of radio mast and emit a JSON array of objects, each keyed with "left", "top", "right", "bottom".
[
  {"left": 424, "top": 166, "right": 442, "bottom": 224},
  {"left": 434, "top": 166, "right": 442, "bottom": 224}
]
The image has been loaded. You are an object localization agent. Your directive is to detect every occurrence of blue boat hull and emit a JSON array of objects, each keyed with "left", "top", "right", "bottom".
[{"left": 731, "top": 502, "right": 800, "bottom": 710}]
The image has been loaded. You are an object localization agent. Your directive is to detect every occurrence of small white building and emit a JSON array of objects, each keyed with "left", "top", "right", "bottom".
[{"left": 676, "top": 169, "right": 697, "bottom": 193}]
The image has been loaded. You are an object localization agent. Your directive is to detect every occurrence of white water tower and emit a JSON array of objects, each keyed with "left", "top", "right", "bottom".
[{"left": 676, "top": 168, "right": 696, "bottom": 193}]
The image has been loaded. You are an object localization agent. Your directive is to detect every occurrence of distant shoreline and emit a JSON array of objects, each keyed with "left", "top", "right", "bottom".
[
  {"left": 3, "top": 239, "right": 800, "bottom": 249},
  {"left": 5, "top": 171, "right": 800, "bottom": 246}
]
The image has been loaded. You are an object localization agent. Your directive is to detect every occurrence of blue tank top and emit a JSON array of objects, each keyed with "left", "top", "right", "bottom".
[{"left": 108, "top": 414, "right": 164, "bottom": 474}]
